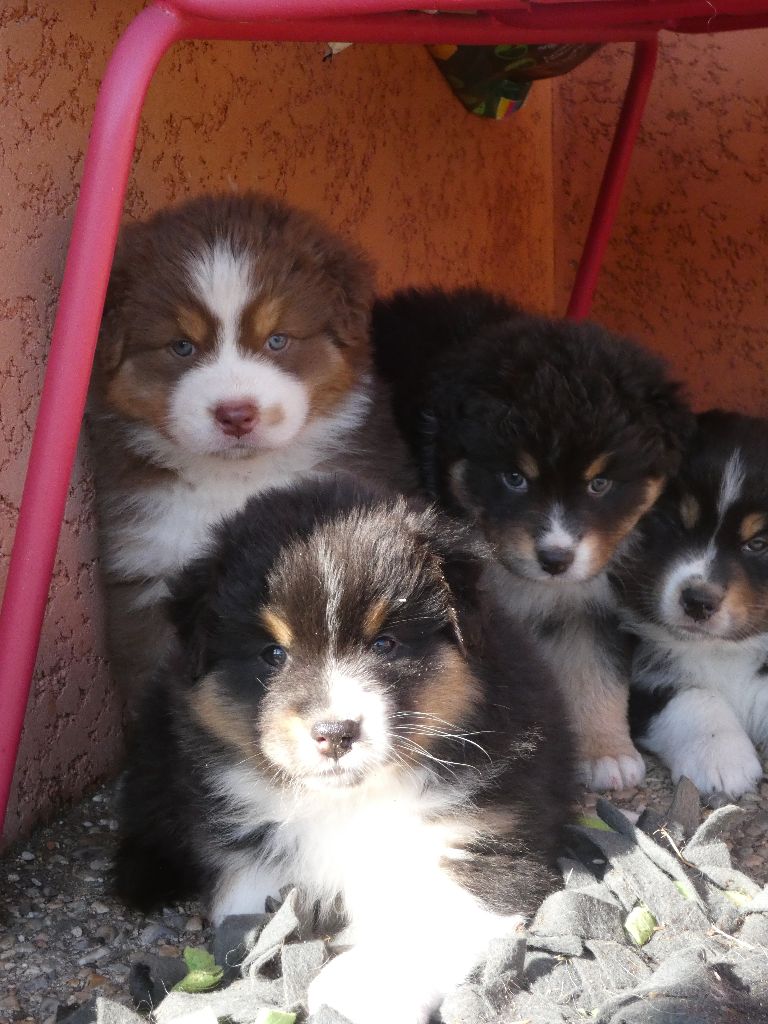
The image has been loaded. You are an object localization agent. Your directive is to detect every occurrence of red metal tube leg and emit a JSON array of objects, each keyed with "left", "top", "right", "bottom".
[
  {"left": 0, "top": 4, "right": 185, "bottom": 835},
  {"left": 566, "top": 38, "right": 659, "bottom": 319}
]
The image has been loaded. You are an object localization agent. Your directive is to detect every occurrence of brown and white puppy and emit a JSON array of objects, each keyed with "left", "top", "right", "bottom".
[{"left": 89, "top": 191, "right": 412, "bottom": 697}]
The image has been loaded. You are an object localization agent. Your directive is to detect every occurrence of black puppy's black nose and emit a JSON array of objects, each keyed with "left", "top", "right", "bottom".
[
  {"left": 537, "top": 547, "right": 575, "bottom": 576},
  {"left": 310, "top": 719, "right": 361, "bottom": 759},
  {"left": 680, "top": 584, "right": 723, "bottom": 622}
]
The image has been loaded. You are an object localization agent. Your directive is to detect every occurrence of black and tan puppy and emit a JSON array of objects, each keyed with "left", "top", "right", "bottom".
[
  {"left": 115, "top": 477, "right": 575, "bottom": 1024},
  {"left": 373, "top": 287, "right": 692, "bottom": 791},
  {"left": 624, "top": 411, "right": 768, "bottom": 799}
]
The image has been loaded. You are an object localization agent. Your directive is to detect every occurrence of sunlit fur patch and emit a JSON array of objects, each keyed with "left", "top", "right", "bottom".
[
  {"left": 583, "top": 453, "right": 611, "bottom": 481},
  {"left": 410, "top": 648, "right": 480, "bottom": 752},
  {"left": 740, "top": 512, "right": 768, "bottom": 543},
  {"left": 188, "top": 673, "right": 258, "bottom": 762},
  {"left": 362, "top": 599, "right": 390, "bottom": 641},
  {"left": 680, "top": 494, "right": 700, "bottom": 530},
  {"left": 260, "top": 608, "right": 293, "bottom": 647},
  {"left": 720, "top": 566, "right": 757, "bottom": 635},
  {"left": 517, "top": 451, "right": 539, "bottom": 480}
]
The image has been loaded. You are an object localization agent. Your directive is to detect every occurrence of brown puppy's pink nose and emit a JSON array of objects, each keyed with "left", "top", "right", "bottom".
[{"left": 214, "top": 401, "right": 258, "bottom": 438}]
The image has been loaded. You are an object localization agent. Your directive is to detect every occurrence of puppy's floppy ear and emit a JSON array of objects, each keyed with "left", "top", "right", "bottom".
[
  {"left": 95, "top": 222, "right": 146, "bottom": 374},
  {"left": 642, "top": 377, "right": 695, "bottom": 476},
  {"left": 426, "top": 519, "right": 489, "bottom": 652}
]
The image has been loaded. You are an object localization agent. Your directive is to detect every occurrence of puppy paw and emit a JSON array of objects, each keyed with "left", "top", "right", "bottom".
[
  {"left": 672, "top": 739, "right": 762, "bottom": 800},
  {"left": 308, "top": 949, "right": 433, "bottom": 1024},
  {"left": 579, "top": 749, "right": 646, "bottom": 791}
]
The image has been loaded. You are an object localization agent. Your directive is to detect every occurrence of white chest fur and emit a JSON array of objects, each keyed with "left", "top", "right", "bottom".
[
  {"left": 636, "top": 632, "right": 768, "bottom": 746},
  {"left": 101, "top": 391, "right": 369, "bottom": 598}
]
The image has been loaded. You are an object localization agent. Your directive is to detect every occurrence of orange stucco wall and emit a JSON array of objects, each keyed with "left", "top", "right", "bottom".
[
  {"left": 554, "top": 32, "right": 768, "bottom": 413},
  {"left": 0, "top": 2, "right": 554, "bottom": 842}
]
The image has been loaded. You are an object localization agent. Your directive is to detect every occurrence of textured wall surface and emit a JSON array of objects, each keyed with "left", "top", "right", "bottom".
[
  {"left": 0, "top": 2, "right": 554, "bottom": 842},
  {"left": 554, "top": 32, "right": 768, "bottom": 412}
]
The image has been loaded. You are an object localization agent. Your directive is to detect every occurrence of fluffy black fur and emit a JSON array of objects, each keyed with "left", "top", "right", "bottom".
[
  {"left": 372, "top": 287, "right": 693, "bottom": 793},
  {"left": 115, "top": 477, "right": 575, "bottom": 924},
  {"left": 373, "top": 287, "right": 691, "bottom": 525}
]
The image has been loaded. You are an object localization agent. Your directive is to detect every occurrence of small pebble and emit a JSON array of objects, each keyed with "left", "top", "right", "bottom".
[
  {"left": 158, "top": 944, "right": 181, "bottom": 958},
  {"left": 185, "top": 915, "right": 204, "bottom": 932},
  {"left": 92, "top": 901, "right": 110, "bottom": 914},
  {"left": 71, "top": 926, "right": 83, "bottom": 938},
  {"left": 77, "top": 946, "right": 110, "bottom": 966},
  {"left": 20, "top": 851, "right": 34, "bottom": 862}
]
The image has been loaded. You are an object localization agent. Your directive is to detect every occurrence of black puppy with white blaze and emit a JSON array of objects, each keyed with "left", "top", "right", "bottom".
[
  {"left": 115, "top": 477, "right": 575, "bottom": 1024},
  {"left": 373, "top": 288, "right": 691, "bottom": 792},
  {"left": 623, "top": 411, "right": 768, "bottom": 800}
]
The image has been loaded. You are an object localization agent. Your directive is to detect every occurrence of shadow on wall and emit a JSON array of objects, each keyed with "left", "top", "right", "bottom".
[
  {"left": 554, "top": 31, "right": 768, "bottom": 413},
  {"left": 0, "top": 0, "right": 554, "bottom": 843}
]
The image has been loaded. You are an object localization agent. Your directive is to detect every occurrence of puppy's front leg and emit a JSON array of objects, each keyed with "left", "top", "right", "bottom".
[
  {"left": 308, "top": 875, "right": 522, "bottom": 1024},
  {"left": 211, "top": 854, "right": 288, "bottom": 926},
  {"left": 572, "top": 670, "right": 646, "bottom": 791},
  {"left": 639, "top": 687, "right": 762, "bottom": 799}
]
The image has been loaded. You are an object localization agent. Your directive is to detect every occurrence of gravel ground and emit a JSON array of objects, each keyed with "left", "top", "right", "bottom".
[{"left": 2, "top": 755, "right": 768, "bottom": 1023}]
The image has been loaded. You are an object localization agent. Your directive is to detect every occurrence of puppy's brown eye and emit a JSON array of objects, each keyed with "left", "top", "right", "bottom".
[
  {"left": 261, "top": 644, "right": 287, "bottom": 667},
  {"left": 744, "top": 536, "right": 768, "bottom": 555},
  {"left": 266, "top": 333, "right": 289, "bottom": 352},
  {"left": 500, "top": 471, "right": 528, "bottom": 493},
  {"left": 588, "top": 477, "right": 612, "bottom": 496},
  {"left": 169, "top": 338, "right": 196, "bottom": 358},
  {"left": 371, "top": 635, "right": 397, "bottom": 656}
]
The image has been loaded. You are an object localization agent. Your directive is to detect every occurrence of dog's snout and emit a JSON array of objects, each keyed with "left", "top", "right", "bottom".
[
  {"left": 680, "top": 583, "right": 724, "bottom": 622},
  {"left": 536, "top": 546, "right": 575, "bottom": 576},
  {"left": 310, "top": 719, "right": 361, "bottom": 760},
  {"left": 214, "top": 401, "right": 259, "bottom": 437}
]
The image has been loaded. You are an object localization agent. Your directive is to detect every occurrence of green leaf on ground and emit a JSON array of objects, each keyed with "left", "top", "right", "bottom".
[
  {"left": 172, "top": 947, "right": 224, "bottom": 993},
  {"left": 253, "top": 1011, "right": 297, "bottom": 1024},
  {"left": 625, "top": 904, "right": 657, "bottom": 946},
  {"left": 576, "top": 815, "right": 614, "bottom": 832}
]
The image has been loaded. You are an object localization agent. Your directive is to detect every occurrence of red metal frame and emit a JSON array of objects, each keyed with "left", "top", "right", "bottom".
[{"left": 2, "top": 0, "right": 768, "bottom": 836}]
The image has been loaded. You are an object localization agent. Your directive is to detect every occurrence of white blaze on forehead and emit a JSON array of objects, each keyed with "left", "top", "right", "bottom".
[
  {"left": 717, "top": 449, "right": 745, "bottom": 520},
  {"left": 186, "top": 241, "right": 254, "bottom": 349}
]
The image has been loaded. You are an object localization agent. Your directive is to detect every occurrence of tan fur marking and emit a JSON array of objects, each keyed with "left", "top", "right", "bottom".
[
  {"left": 740, "top": 512, "right": 767, "bottom": 543},
  {"left": 583, "top": 453, "right": 611, "bottom": 481},
  {"left": 680, "top": 494, "right": 701, "bottom": 530},
  {"left": 189, "top": 674, "right": 256, "bottom": 759},
  {"left": 262, "top": 405, "right": 285, "bottom": 428},
  {"left": 412, "top": 648, "right": 480, "bottom": 752},
  {"left": 177, "top": 306, "right": 209, "bottom": 344},
  {"left": 362, "top": 599, "right": 390, "bottom": 641},
  {"left": 253, "top": 296, "right": 284, "bottom": 340},
  {"left": 517, "top": 451, "right": 539, "bottom": 480},
  {"left": 588, "top": 476, "right": 665, "bottom": 575},
  {"left": 261, "top": 608, "right": 293, "bottom": 647}
]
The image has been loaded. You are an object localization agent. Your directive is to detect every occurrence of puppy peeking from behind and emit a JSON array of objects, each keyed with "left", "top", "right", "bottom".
[
  {"left": 373, "top": 287, "right": 693, "bottom": 791},
  {"left": 88, "top": 191, "right": 412, "bottom": 698},
  {"left": 623, "top": 411, "right": 768, "bottom": 801},
  {"left": 114, "top": 477, "right": 575, "bottom": 1024}
]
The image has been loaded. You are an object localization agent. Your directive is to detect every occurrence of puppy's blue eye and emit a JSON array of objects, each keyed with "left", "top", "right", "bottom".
[
  {"left": 261, "top": 644, "right": 287, "bottom": 667},
  {"left": 588, "top": 477, "right": 612, "bottom": 496},
  {"left": 169, "top": 338, "right": 196, "bottom": 358},
  {"left": 500, "top": 471, "right": 528, "bottom": 493},
  {"left": 744, "top": 536, "right": 768, "bottom": 555},
  {"left": 266, "top": 333, "right": 289, "bottom": 352},
  {"left": 371, "top": 635, "right": 397, "bottom": 656}
]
